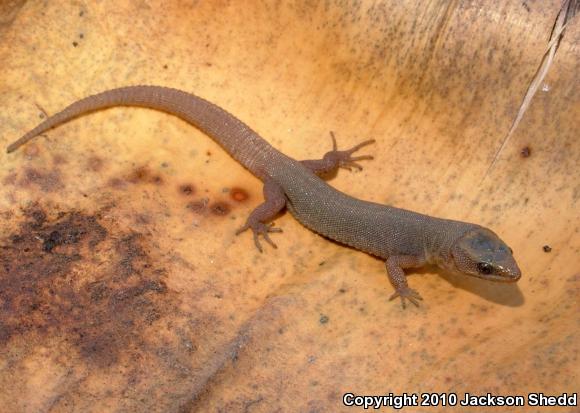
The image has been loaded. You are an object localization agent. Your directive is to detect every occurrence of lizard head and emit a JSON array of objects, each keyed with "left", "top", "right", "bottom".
[{"left": 449, "top": 227, "right": 521, "bottom": 282}]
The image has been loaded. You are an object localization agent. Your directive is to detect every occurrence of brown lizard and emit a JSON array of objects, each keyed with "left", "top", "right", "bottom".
[{"left": 6, "top": 86, "right": 522, "bottom": 307}]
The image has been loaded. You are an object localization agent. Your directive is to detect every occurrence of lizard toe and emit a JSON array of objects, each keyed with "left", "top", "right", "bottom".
[
  {"left": 241, "top": 221, "right": 282, "bottom": 252},
  {"left": 389, "top": 287, "right": 423, "bottom": 309}
]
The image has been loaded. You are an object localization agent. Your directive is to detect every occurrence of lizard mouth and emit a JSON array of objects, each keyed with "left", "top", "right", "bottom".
[{"left": 471, "top": 270, "right": 521, "bottom": 282}]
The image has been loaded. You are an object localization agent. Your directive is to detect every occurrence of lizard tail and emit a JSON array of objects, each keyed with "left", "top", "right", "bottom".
[{"left": 6, "top": 85, "right": 280, "bottom": 178}]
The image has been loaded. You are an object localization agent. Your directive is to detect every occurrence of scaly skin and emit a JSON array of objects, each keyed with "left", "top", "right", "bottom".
[{"left": 6, "top": 86, "right": 522, "bottom": 308}]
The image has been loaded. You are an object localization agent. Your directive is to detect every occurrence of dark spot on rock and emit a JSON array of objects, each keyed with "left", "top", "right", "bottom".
[
  {"left": 163, "top": 64, "right": 168, "bottom": 69},
  {"left": 111, "top": 280, "right": 167, "bottom": 303},
  {"left": 319, "top": 314, "right": 329, "bottom": 324},
  {"left": 134, "top": 214, "right": 151, "bottom": 225},
  {"left": 115, "top": 233, "right": 149, "bottom": 279},
  {"left": 339, "top": 288, "right": 347, "bottom": 293},
  {"left": 21, "top": 168, "right": 63, "bottom": 192},
  {"left": 542, "top": 245, "right": 552, "bottom": 253},
  {"left": 87, "top": 156, "right": 104, "bottom": 172},
  {"left": 43, "top": 230, "right": 63, "bottom": 252},
  {"left": 186, "top": 199, "right": 208, "bottom": 214},
  {"left": 210, "top": 202, "right": 230, "bottom": 216},
  {"left": 108, "top": 177, "right": 126, "bottom": 189},
  {"left": 52, "top": 154, "right": 67, "bottom": 165},
  {"left": 10, "top": 234, "right": 24, "bottom": 243},
  {"left": 42, "top": 212, "right": 106, "bottom": 253},
  {"left": 128, "top": 166, "right": 152, "bottom": 183},
  {"left": 230, "top": 187, "right": 249, "bottom": 202},
  {"left": 72, "top": 41, "right": 78, "bottom": 47},
  {"left": 0, "top": 206, "right": 174, "bottom": 369},
  {"left": 522, "top": 2, "right": 530, "bottom": 12},
  {"left": 79, "top": 33, "right": 84, "bottom": 39},
  {"left": 206, "top": 150, "right": 212, "bottom": 156},
  {"left": 127, "top": 166, "right": 163, "bottom": 185},
  {"left": 25, "top": 207, "right": 47, "bottom": 228},
  {"left": 179, "top": 184, "right": 195, "bottom": 196},
  {"left": 520, "top": 146, "right": 531, "bottom": 158},
  {"left": 25, "top": 168, "right": 41, "bottom": 181}
]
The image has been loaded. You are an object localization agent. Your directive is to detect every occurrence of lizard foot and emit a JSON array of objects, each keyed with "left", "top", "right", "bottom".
[
  {"left": 236, "top": 221, "right": 282, "bottom": 253},
  {"left": 389, "top": 287, "right": 423, "bottom": 309},
  {"left": 328, "top": 131, "right": 375, "bottom": 171}
]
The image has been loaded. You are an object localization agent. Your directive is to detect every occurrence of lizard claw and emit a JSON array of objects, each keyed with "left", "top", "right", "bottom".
[
  {"left": 236, "top": 221, "right": 282, "bottom": 253},
  {"left": 339, "top": 157, "right": 373, "bottom": 171},
  {"left": 389, "top": 287, "right": 423, "bottom": 309},
  {"left": 328, "top": 132, "right": 375, "bottom": 172}
]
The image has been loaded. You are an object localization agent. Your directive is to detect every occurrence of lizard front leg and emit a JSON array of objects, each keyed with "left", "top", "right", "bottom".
[
  {"left": 236, "top": 179, "right": 286, "bottom": 252},
  {"left": 301, "top": 131, "right": 375, "bottom": 176},
  {"left": 386, "top": 255, "right": 426, "bottom": 309}
]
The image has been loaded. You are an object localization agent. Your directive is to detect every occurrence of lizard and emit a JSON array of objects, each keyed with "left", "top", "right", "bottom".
[{"left": 6, "top": 85, "right": 522, "bottom": 308}]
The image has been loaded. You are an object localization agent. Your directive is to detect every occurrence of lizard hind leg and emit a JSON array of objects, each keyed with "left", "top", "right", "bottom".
[
  {"left": 301, "top": 131, "right": 375, "bottom": 176},
  {"left": 235, "top": 179, "right": 286, "bottom": 253}
]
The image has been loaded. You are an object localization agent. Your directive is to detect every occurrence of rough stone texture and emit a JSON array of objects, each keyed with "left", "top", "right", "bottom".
[{"left": 0, "top": 1, "right": 578, "bottom": 412}]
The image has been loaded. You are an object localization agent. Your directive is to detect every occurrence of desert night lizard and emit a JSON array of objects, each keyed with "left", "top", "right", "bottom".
[{"left": 6, "top": 85, "right": 521, "bottom": 308}]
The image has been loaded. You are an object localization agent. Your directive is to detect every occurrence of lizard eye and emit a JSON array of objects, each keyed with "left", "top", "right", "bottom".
[{"left": 477, "top": 262, "right": 494, "bottom": 275}]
